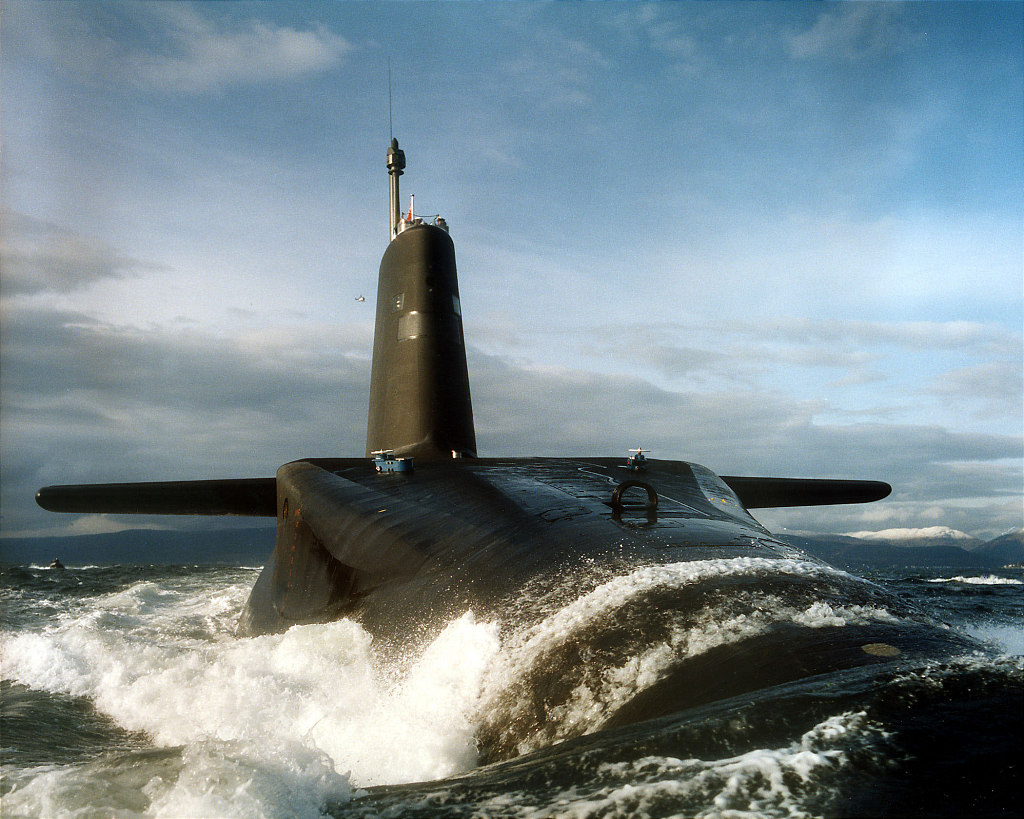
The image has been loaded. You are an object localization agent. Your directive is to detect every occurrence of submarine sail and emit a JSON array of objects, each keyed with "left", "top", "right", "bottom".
[{"left": 366, "top": 149, "right": 476, "bottom": 461}]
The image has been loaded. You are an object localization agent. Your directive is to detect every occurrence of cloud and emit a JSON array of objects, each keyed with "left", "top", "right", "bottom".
[
  {"left": 785, "top": 4, "right": 913, "bottom": 61},
  {"left": 469, "top": 315, "right": 1021, "bottom": 429},
  {"left": 752, "top": 317, "right": 1021, "bottom": 356},
  {"left": 926, "top": 362, "right": 1024, "bottom": 421},
  {"left": 0, "top": 211, "right": 160, "bottom": 296},
  {"left": 470, "top": 348, "right": 1019, "bottom": 464},
  {"left": 1, "top": 305, "right": 370, "bottom": 421},
  {"left": 478, "top": 147, "right": 523, "bottom": 168},
  {"left": 497, "top": 16, "right": 613, "bottom": 110},
  {"left": 1, "top": 304, "right": 371, "bottom": 521},
  {"left": 501, "top": 55, "right": 595, "bottom": 110},
  {"left": 12, "top": 2, "right": 351, "bottom": 95},
  {"left": 843, "top": 526, "right": 974, "bottom": 541},
  {"left": 125, "top": 4, "right": 352, "bottom": 93},
  {"left": 601, "top": 5, "right": 705, "bottom": 75}
]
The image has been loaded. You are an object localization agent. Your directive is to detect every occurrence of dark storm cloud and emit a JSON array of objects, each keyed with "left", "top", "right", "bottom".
[
  {"left": 925, "top": 361, "right": 1024, "bottom": 422},
  {"left": 0, "top": 302, "right": 371, "bottom": 533},
  {"left": 470, "top": 350, "right": 1018, "bottom": 473},
  {"left": 1, "top": 305, "right": 368, "bottom": 415},
  {"left": 0, "top": 211, "right": 158, "bottom": 295}
]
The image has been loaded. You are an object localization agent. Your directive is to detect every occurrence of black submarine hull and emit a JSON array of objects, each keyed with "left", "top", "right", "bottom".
[
  {"left": 235, "top": 455, "right": 887, "bottom": 637},
  {"left": 231, "top": 455, "right": 976, "bottom": 762}
]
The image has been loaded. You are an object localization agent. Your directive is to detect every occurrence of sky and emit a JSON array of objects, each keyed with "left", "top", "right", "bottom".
[{"left": 1, "top": 1, "right": 1021, "bottom": 541}]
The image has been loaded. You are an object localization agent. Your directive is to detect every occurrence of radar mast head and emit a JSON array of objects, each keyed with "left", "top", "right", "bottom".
[{"left": 386, "top": 139, "right": 407, "bottom": 240}]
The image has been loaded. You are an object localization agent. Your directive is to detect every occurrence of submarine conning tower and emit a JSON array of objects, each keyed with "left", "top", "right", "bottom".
[{"left": 365, "top": 139, "right": 477, "bottom": 461}]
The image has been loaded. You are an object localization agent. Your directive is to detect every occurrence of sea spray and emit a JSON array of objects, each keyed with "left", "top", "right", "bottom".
[
  {"left": 2, "top": 568, "right": 502, "bottom": 817},
  {"left": 475, "top": 558, "right": 915, "bottom": 757},
  {"left": 308, "top": 612, "right": 501, "bottom": 785},
  {"left": 926, "top": 575, "right": 1023, "bottom": 585}
]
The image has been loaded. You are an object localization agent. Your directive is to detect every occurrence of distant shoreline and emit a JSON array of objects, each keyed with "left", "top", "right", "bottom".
[
  {"left": 0, "top": 526, "right": 274, "bottom": 567},
  {"left": 1, "top": 526, "right": 1020, "bottom": 570}
]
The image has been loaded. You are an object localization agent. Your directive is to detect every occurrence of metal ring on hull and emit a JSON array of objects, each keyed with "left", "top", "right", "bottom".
[{"left": 610, "top": 480, "right": 659, "bottom": 511}]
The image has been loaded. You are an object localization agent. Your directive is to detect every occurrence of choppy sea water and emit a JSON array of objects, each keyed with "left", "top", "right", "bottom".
[{"left": 1, "top": 560, "right": 1021, "bottom": 818}]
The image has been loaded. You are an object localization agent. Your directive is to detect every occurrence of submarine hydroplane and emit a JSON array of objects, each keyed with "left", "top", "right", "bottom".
[{"left": 38, "top": 140, "right": 982, "bottom": 761}]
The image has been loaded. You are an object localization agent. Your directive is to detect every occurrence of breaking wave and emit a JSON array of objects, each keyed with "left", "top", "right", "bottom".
[
  {"left": 475, "top": 558, "right": 916, "bottom": 758},
  {"left": 1, "top": 568, "right": 501, "bottom": 817},
  {"left": 2, "top": 559, "right": 1020, "bottom": 819},
  {"left": 927, "top": 574, "right": 1023, "bottom": 585}
]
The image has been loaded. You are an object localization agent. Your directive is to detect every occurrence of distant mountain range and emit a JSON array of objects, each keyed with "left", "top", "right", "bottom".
[
  {"left": 782, "top": 529, "right": 1024, "bottom": 570},
  {"left": 0, "top": 526, "right": 274, "bottom": 566},
  {"left": 1, "top": 525, "right": 1021, "bottom": 569}
]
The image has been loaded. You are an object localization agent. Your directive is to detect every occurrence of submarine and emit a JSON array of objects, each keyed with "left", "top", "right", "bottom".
[{"left": 36, "top": 140, "right": 984, "bottom": 762}]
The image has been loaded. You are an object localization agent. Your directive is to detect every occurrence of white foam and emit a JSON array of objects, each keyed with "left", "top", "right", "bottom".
[
  {"left": 479, "top": 559, "right": 898, "bottom": 754},
  {"left": 927, "top": 575, "right": 1022, "bottom": 585},
  {"left": 1, "top": 742, "right": 351, "bottom": 819},
  {"left": 1, "top": 574, "right": 501, "bottom": 817},
  {"left": 0, "top": 558, "right": 938, "bottom": 817},
  {"left": 508, "top": 599, "right": 895, "bottom": 755},
  {"left": 493, "top": 558, "right": 851, "bottom": 672},
  {"left": 496, "top": 711, "right": 876, "bottom": 819},
  {"left": 144, "top": 741, "right": 352, "bottom": 819},
  {"left": 307, "top": 612, "right": 500, "bottom": 785}
]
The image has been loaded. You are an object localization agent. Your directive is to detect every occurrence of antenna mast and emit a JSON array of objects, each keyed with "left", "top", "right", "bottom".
[
  {"left": 385, "top": 58, "right": 406, "bottom": 240},
  {"left": 386, "top": 138, "right": 406, "bottom": 240}
]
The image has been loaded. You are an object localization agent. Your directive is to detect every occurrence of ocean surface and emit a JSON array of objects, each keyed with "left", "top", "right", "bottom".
[{"left": 1, "top": 559, "right": 1021, "bottom": 818}]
